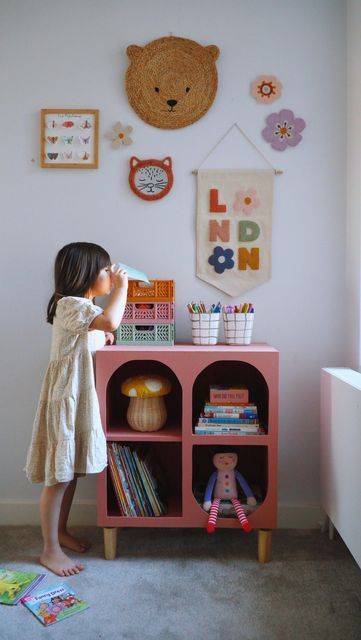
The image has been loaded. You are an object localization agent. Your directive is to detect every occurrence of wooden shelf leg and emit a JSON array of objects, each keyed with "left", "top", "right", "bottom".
[
  {"left": 104, "top": 527, "right": 118, "bottom": 560},
  {"left": 258, "top": 529, "right": 272, "bottom": 563}
]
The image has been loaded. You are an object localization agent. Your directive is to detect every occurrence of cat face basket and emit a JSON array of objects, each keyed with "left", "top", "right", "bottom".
[
  {"left": 223, "top": 312, "right": 254, "bottom": 345},
  {"left": 190, "top": 313, "right": 220, "bottom": 345}
]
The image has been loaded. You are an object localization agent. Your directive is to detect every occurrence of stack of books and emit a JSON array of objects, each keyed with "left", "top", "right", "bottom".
[
  {"left": 194, "top": 385, "right": 264, "bottom": 435},
  {"left": 107, "top": 443, "right": 167, "bottom": 517}
]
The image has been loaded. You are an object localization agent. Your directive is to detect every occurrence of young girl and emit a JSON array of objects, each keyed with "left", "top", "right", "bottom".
[{"left": 25, "top": 242, "right": 128, "bottom": 577}]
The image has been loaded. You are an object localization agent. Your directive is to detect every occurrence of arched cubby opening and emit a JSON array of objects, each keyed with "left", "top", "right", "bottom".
[
  {"left": 192, "top": 445, "right": 268, "bottom": 517},
  {"left": 106, "top": 359, "right": 182, "bottom": 436},
  {"left": 192, "top": 360, "right": 269, "bottom": 433}
]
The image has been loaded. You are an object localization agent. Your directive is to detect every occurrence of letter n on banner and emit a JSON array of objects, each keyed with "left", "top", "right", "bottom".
[{"left": 196, "top": 169, "right": 274, "bottom": 296}]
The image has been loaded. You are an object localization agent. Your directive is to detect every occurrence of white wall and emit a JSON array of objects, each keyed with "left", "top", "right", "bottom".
[
  {"left": 0, "top": 0, "right": 347, "bottom": 527},
  {"left": 346, "top": 0, "right": 361, "bottom": 370}
]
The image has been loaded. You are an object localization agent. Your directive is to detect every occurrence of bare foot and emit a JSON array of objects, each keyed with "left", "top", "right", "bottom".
[
  {"left": 59, "top": 531, "right": 91, "bottom": 553},
  {"left": 40, "top": 549, "right": 84, "bottom": 576}
]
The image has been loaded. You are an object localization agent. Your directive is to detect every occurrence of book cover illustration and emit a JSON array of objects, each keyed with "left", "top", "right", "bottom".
[
  {"left": 21, "top": 584, "right": 89, "bottom": 626},
  {"left": 0, "top": 569, "right": 45, "bottom": 605}
]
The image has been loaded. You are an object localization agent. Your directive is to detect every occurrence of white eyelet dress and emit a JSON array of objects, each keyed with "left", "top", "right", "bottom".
[{"left": 25, "top": 297, "right": 107, "bottom": 486}]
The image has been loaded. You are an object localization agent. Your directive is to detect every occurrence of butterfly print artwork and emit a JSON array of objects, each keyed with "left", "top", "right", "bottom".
[
  {"left": 79, "top": 119, "right": 92, "bottom": 129},
  {"left": 41, "top": 109, "right": 98, "bottom": 168},
  {"left": 128, "top": 157, "right": 173, "bottom": 201}
]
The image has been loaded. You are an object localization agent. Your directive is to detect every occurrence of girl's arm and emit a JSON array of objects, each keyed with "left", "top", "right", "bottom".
[{"left": 90, "top": 269, "right": 128, "bottom": 332}]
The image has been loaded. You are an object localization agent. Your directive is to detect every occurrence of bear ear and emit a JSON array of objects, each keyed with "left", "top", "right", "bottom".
[
  {"left": 205, "top": 45, "right": 220, "bottom": 61},
  {"left": 130, "top": 157, "right": 140, "bottom": 168},
  {"left": 127, "top": 45, "right": 143, "bottom": 62}
]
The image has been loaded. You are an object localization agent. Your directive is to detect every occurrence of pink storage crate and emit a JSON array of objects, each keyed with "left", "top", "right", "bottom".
[{"left": 123, "top": 302, "right": 174, "bottom": 322}]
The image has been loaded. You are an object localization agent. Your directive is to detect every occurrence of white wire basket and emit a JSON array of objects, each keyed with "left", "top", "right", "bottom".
[
  {"left": 190, "top": 313, "right": 220, "bottom": 345},
  {"left": 223, "top": 312, "right": 254, "bottom": 345}
]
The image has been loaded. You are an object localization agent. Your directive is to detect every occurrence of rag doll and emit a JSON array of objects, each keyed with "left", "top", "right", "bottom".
[{"left": 203, "top": 451, "right": 256, "bottom": 533}]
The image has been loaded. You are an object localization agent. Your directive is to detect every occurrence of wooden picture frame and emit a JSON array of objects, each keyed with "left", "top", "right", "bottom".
[{"left": 40, "top": 109, "right": 99, "bottom": 169}]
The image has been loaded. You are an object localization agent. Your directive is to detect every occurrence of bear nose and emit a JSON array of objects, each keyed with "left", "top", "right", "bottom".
[{"left": 167, "top": 99, "right": 178, "bottom": 107}]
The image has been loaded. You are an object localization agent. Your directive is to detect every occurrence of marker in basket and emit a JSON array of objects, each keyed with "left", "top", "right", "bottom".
[
  {"left": 188, "top": 302, "right": 221, "bottom": 314},
  {"left": 223, "top": 303, "right": 255, "bottom": 314}
]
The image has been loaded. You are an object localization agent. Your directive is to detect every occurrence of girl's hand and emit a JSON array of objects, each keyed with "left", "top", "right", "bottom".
[
  {"left": 105, "top": 332, "right": 115, "bottom": 345},
  {"left": 110, "top": 265, "right": 128, "bottom": 290}
]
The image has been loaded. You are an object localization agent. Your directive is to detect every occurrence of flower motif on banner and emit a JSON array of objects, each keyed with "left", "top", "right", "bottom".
[
  {"left": 262, "top": 109, "right": 306, "bottom": 151},
  {"left": 233, "top": 188, "right": 260, "bottom": 215},
  {"left": 208, "top": 246, "right": 234, "bottom": 274},
  {"left": 105, "top": 122, "right": 133, "bottom": 148},
  {"left": 250, "top": 75, "right": 282, "bottom": 104}
]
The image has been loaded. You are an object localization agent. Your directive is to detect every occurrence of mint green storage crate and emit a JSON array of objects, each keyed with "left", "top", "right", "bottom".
[{"left": 116, "top": 323, "right": 175, "bottom": 345}]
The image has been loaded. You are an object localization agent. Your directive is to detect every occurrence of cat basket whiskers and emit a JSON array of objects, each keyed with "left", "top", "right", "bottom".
[{"left": 129, "top": 156, "right": 174, "bottom": 201}]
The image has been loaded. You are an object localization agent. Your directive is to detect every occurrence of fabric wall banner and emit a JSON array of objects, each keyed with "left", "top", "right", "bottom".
[{"left": 196, "top": 169, "right": 274, "bottom": 296}]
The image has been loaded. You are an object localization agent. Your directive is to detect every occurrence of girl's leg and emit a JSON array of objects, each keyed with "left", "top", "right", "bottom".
[
  {"left": 39, "top": 481, "right": 84, "bottom": 576},
  {"left": 207, "top": 498, "right": 221, "bottom": 533},
  {"left": 58, "top": 477, "right": 91, "bottom": 553},
  {"left": 231, "top": 498, "right": 252, "bottom": 531}
]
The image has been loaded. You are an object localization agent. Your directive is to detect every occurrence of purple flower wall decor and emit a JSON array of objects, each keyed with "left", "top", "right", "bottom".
[
  {"left": 262, "top": 109, "right": 306, "bottom": 151},
  {"left": 208, "top": 246, "right": 234, "bottom": 274}
]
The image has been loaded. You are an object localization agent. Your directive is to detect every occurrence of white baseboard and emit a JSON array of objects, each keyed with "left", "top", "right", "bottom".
[
  {"left": 277, "top": 504, "right": 324, "bottom": 529},
  {"left": 0, "top": 500, "right": 97, "bottom": 526},
  {"left": 0, "top": 500, "right": 324, "bottom": 529}
]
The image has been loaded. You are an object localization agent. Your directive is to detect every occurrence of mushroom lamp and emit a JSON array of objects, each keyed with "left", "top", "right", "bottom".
[{"left": 121, "top": 375, "right": 172, "bottom": 432}]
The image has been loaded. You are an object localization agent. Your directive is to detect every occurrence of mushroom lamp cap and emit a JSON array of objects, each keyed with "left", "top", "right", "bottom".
[{"left": 121, "top": 375, "right": 171, "bottom": 398}]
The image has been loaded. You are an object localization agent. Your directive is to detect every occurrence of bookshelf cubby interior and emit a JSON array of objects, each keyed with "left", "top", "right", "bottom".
[
  {"left": 106, "top": 360, "right": 182, "bottom": 436},
  {"left": 192, "top": 445, "right": 268, "bottom": 509},
  {"left": 106, "top": 441, "right": 182, "bottom": 518},
  {"left": 192, "top": 360, "right": 269, "bottom": 433}
]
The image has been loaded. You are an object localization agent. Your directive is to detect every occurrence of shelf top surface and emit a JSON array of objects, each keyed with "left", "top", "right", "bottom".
[{"left": 97, "top": 342, "right": 279, "bottom": 354}]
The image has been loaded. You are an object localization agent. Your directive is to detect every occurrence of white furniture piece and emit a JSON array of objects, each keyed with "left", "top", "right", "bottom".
[{"left": 320, "top": 367, "right": 361, "bottom": 568}]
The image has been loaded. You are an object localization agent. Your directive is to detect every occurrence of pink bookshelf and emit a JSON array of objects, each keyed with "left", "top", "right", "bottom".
[{"left": 96, "top": 344, "right": 279, "bottom": 563}]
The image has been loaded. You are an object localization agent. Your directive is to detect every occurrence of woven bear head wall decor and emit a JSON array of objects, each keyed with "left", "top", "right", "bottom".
[
  {"left": 125, "top": 36, "right": 220, "bottom": 129},
  {"left": 128, "top": 157, "right": 174, "bottom": 201}
]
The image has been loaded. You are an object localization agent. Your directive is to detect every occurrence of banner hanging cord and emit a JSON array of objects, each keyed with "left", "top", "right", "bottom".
[{"left": 192, "top": 122, "right": 283, "bottom": 175}]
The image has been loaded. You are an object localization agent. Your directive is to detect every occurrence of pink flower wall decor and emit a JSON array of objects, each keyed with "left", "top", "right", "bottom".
[
  {"left": 233, "top": 188, "right": 260, "bottom": 215},
  {"left": 251, "top": 75, "right": 282, "bottom": 104},
  {"left": 262, "top": 109, "right": 306, "bottom": 151}
]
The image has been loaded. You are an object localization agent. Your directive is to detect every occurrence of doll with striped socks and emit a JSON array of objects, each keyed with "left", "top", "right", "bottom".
[{"left": 203, "top": 452, "right": 256, "bottom": 533}]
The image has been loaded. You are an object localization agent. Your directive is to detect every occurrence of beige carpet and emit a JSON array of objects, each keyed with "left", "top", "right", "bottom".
[{"left": 0, "top": 527, "right": 360, "bottom": 640}]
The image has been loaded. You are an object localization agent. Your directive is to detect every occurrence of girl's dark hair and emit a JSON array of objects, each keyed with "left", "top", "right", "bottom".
[{"left": 47, "top": 242, "right": 111, "bottom": 324}]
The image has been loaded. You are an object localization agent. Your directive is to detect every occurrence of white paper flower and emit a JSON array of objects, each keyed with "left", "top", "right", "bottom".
[{"left": 105, "top": 122, "right": 133, "bottom": 148}]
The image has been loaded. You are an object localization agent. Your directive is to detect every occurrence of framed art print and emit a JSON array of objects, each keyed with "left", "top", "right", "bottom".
[{"left": 40, "top": 109, "right": 99, "bottom": 168}]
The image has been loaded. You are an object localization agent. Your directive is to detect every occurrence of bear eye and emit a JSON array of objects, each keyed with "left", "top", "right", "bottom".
[
  {"left": 154, "top": 87, "right": 160, "bottom": 93},
  {"left": 185, "top": 87, "right": 191, "bottom": 93}
]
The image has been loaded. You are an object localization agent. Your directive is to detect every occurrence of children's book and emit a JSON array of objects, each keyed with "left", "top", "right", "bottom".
[
  {"left": 0, "top": 569, "right": 45, "bottom": 605},
  {"left": 117, "top": 262, "right": 150, "bottom": 283},
  {"left": 21, "top": 584, "right": 89, "bottom": 626}
]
